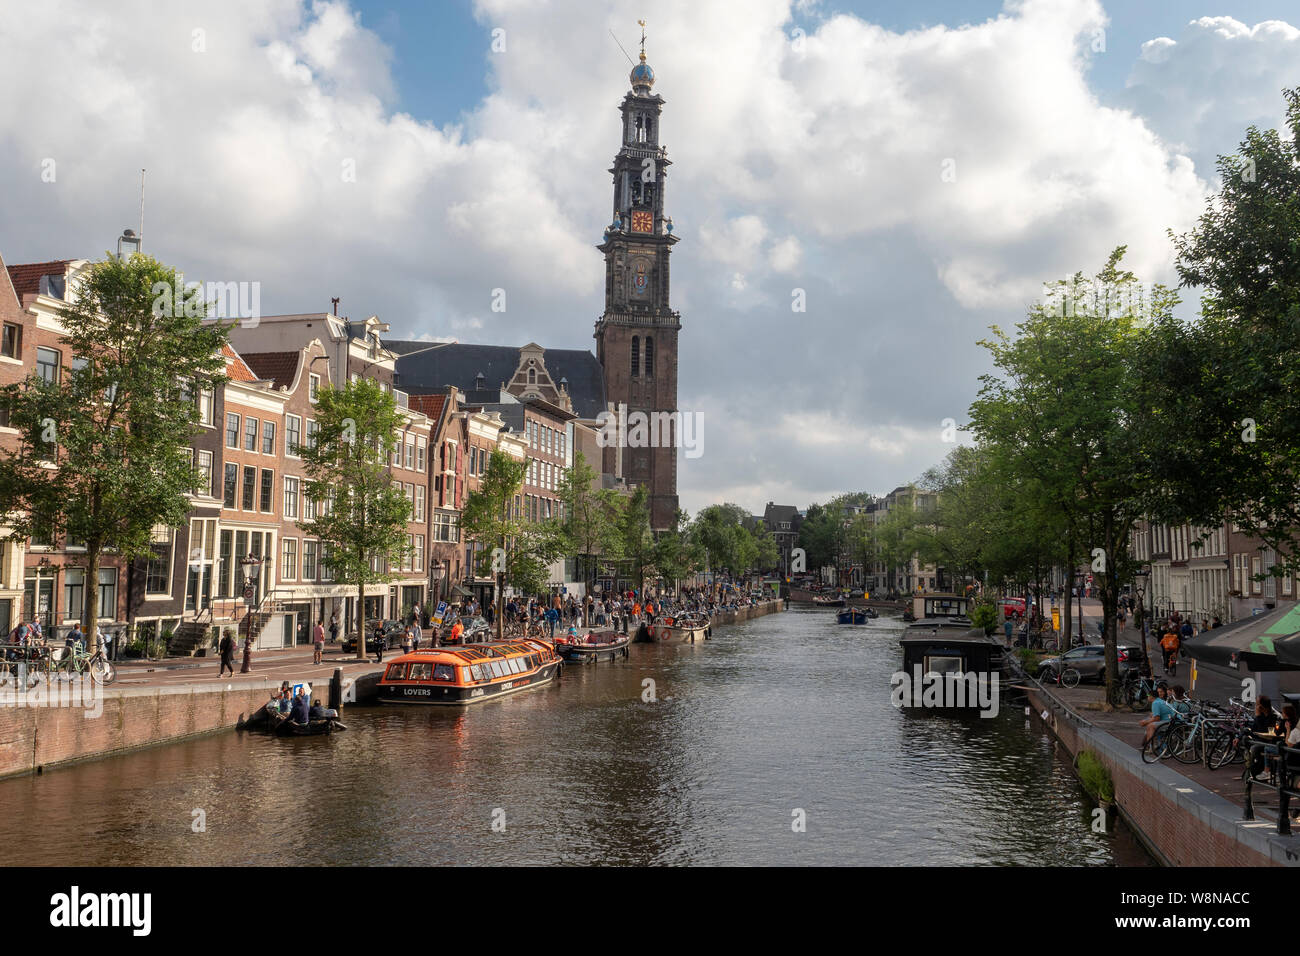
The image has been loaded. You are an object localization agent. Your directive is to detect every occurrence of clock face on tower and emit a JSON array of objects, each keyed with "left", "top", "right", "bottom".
[{"left": 631, "top": 209, "right": 653, "bottom": 233}]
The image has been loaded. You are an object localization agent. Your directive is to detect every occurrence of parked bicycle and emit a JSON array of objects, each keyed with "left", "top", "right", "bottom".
[{"left": 49, "top": 641, "right": 116, "bottom": 684}]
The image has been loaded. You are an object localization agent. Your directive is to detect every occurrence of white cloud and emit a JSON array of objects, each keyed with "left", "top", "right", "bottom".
[{"left": 0, "top": 0, "right": 1291, "bottom": 515}]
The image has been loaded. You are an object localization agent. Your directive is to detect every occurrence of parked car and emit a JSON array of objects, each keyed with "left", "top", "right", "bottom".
[
  {"left": 342, "top": 620, "right": 405, "bottom": 654},
  {"left": 1037, "top": 643, "right": 1145, "bottom": 683},
  {"left": 1000, "top": 597, "right": 1027, "bottom": 620}
]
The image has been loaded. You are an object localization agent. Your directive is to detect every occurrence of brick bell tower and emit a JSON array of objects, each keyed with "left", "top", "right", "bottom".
[{"left": 595, "top": 24, "right": 681, "bottom": 531}]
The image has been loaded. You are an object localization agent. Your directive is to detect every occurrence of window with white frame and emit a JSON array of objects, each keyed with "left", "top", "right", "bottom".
[
  {"left": 283, "top": 476, "right": 299, "bottom": 518},
  {"left": 281, "top": 538, "right": 298, "bottom": 581},
  {"left": 303, "top": 540, "right": 317, "bottom": 581},
  {"left": 97, "top": 568, "right": 116, "bottom": 620},
  {"left": 415, "top": 535, "right": 424, "bottom": 572},
  {"left": 309, "top": 373, "right": 320, "bottom": 403},
  {"left": 285, "top": 415, "right": 301, "bottom": 457},
  {"left": 405, "top": 438, "right": 415, "bottom": 470},
  {"left": 415, "top": 485, "right": 425, "bottom": 522},
  {"left": 417, "top": 437, "right": 426, "bottom": 471}
]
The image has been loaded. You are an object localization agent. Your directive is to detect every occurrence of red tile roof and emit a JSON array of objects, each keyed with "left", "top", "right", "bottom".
[
  {"left": 409, "top": 394, "right": 446, "bottom": 420},
  {"left": 241, "top": 351, "right": 301, "bottom": 391},
  {"left": 222, "top": 344, "right": 259, "bottom": 383},
  {"left": 6, "top": 260, "right": 73, "bottom": 298}
]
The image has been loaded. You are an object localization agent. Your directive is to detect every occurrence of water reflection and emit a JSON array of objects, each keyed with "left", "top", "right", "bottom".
[{"left": 0, "top": 607, "right": 1151, "bottom": 866}]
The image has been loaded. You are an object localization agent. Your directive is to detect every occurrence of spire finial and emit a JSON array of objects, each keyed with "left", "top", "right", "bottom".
[{"left": 638, "top": 19, "right": 647, "bottom": 62}]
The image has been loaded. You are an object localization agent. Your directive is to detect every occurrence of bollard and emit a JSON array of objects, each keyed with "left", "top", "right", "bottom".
[{"left": 329, "top": 667, "right": 344, "bottom": 712}]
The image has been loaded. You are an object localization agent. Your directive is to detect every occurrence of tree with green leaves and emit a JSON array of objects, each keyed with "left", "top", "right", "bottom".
[
  {"left": 797, "top": 501, "right": 848, "bottom": 579},
  {"left": 296, "top": 378, "right": 412, "bottom": 660},
  {"left": 0, "top": 253, "right": 228, "bottom": 653},
  {"left": 971, "top": 248, "right": 1173, "bottom": 705},
  {"left": 461, "top": 449, "right": 565, "bottom": 639},
  {"left": 556, "top": 451, "right": 623, "bottom": 609},
  {"left": 1138, "top": 88, "right": 1300, "bottom": 576},
  {"left": 653, "top": 508, "right": 705, "bottom": 594},
  {"left": 618, "top": 485, "right": 658, "bottom": 597}
]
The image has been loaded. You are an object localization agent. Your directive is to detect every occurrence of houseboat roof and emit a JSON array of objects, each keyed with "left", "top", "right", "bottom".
[{"left": 899, "top": 618, "right": 999, "bottom": 645}]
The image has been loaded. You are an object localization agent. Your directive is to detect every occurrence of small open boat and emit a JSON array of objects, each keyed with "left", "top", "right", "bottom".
[
  {"left": 643, "top": 613, "right": 710, "bottom": 644},
  {"left": 554, "top": 630, "right": 632, "bottom": 663},
  {"left": 263, "top": 701, "right": 347, "bottom": 735},
  {"left": 837, "top": 607, "right": 872, "bottom": 624},
  {"left": 812, "top": 595, "right": 846, "bottom": 607}
]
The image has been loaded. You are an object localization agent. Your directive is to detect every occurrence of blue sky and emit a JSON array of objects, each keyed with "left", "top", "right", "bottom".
[{"left": 359, "top": 0, "right": 1300, "bottom": 125}]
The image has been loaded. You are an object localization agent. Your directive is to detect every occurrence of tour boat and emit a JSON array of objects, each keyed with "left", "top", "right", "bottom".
[
  {"left": 811, "top": 595, "right": 846, "bottom": 607},
  {"left": 644, "top": 613, "right": 710, "bottom": 644},
  {"left": 554, "top": 630, "right": 632, "bottom": 663},
  {"left": 376, "top": 639, "right": 562, "bottom": 705}
]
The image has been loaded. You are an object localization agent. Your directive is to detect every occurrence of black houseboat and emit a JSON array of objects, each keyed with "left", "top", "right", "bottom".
[{"left": 895, "top": 617, "right": 1006, "bottom": 711}]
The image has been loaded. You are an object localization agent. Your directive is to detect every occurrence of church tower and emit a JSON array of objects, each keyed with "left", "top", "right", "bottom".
[{"left": 595, "top": 26, "right": 680, "bottom": 531}]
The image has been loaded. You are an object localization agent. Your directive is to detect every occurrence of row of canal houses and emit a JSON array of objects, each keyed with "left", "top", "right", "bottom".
[{"left": 0, "top": 254, "right": 613, "bottom": 653}]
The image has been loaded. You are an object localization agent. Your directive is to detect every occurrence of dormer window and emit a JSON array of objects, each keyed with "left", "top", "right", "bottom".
[{"left": 528, "top": 368, "right": 536, "bottom": 384}]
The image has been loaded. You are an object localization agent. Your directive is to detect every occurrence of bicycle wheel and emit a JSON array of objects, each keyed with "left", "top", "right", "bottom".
[
  {"left": 89, "top": 656, "right": 115, "bottom": 685},
  {"left": 1170, "top": 724, "right": 1202, "bottom": 764},
  {"left": 1060, "top": 667, "right": 1081, "bottom": 689},
  {"left": 1206, "top": 730, "right": 1236, "bottom": 770},
  {"left": 1142, "top": 726, "right": 1172, "bottom": 763}
]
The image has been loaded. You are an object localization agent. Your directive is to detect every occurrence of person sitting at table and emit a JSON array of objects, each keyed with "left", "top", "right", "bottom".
[
  {"left": 1140, "top": 684, "right": 1176, "bottom": 745},
  {"left": 1252, "top": 696, "right": 1279, "bottom": 735}
]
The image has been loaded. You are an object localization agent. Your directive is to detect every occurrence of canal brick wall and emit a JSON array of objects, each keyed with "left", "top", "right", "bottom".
[
  {"left": 710, "top": 599, "right": 783, "bottom": 626},
  {"left": 1023, "top": 683, "right": 1299, "bottom": 867},
  {"left": 0, "top": 669, "right": 386, "bottom": 780}
]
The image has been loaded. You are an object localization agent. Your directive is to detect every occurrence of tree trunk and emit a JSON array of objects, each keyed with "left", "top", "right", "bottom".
[
  {"left": 1062, "top": 545, "right": 1075, "bottom": 650},
  {"left": 84, "top": 543, "right": 102, "bottom": 654},
  {"left": 1101, "top": 514, "right": 1120, "bottom": 709},
  {"left": 356, "top": 580, "right": 366, "bottom": 660}
]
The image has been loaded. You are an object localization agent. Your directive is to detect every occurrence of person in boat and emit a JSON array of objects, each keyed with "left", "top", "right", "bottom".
[
  {"left": 566, "top": 623, "right": 579, "bottom": 643},
  {"left": 309, "top": 698, "right": 331, "bottom": 721},
  {"left": 290, "top": 689, "right": 310, "bottom": 725},
  {"left": 274, "top": 681, "right": 293, "bottom": 714}
]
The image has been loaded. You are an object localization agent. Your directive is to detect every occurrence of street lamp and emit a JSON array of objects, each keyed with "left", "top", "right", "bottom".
[{"left": 1134, "top": 568, "right": 1153, "bottom": 677}]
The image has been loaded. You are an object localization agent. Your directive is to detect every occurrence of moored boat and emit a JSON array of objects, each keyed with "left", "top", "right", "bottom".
[
  {"left": 895, "top": 617, "right": 1005, "bottom": 710},
  {"left": 554, "top": 630, "right": 632, "bottom": 663},
  {"left": 644, "top": 613, "right": 710, "bottom": 643},
  {"left": 377, "top": 639, "right": 561, "bottom": 705}
]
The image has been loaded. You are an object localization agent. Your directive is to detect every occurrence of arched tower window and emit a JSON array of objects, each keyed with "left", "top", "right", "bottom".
[
  {"left": 631, "top": 336, "right": 640, "bottom": 378},
  {"left": 528, "top": 368, "right": 536, "bottom": 384},
  {"left": 644, "top": 337, "right": 654, "bottom": 377}
]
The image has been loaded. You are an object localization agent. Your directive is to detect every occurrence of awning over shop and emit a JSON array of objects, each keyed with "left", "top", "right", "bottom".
[{"left": 1182, "top": 602, "right": 1300, "bottom": 671}]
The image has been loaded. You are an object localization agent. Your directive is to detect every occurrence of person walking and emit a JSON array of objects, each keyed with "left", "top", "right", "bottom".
[
  {"left": 312, "top": 619, "right": 325, "bottom": 665},
  {"left": 328, "top": 611, "right": 339, "bottom": 644},
  {"left": 219, "top": 629, "right": 236, "bottom": 677},
  {"left": 373, "top": 621, "right": 386, "bottom": 663}
]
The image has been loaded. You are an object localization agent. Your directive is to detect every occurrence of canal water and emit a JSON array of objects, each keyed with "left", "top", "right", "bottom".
[{"left": 0, "top": 608, "right": 1152, "bottom": 865}]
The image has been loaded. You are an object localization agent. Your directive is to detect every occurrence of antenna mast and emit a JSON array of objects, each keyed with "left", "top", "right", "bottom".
[{"left": 609, "top": 28, "right": 634, "bottom": 66}]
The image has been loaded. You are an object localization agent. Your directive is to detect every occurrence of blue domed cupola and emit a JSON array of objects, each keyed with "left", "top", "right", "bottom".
[{"left": 630, "top": 53, "right": 655, "bottom": 94}]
